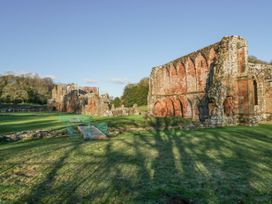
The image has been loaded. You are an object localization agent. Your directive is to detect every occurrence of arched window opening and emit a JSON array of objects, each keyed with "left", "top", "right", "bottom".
[{"left": 253, "top": 80, "right": 258, "bottom": 105}]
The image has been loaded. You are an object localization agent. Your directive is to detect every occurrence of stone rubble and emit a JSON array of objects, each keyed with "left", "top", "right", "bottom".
[{"left": 0, "top": 129, "right": 67, "bottom": 142}]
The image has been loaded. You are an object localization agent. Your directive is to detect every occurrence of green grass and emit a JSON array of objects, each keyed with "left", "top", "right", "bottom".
[
  {"left": 0, "top": 113, "right": 190, "bottom": 135},
  {"left": 0, "top": 113, "right": 272, "bottom": 203},
  {"left": 0, "top": 113, "right": 148, "bottom": 138},
  {"left": 138, "top": 105, "right": 148, "bottom": 113},
  {"left": 0, "top": 113, "right": 149, "bottom": 135},
  {"left": 0, "top": 112, "right": 93, "bottom": 134},
  {"left": 93, "top": 115, "right": 146, "bottom": 130}
]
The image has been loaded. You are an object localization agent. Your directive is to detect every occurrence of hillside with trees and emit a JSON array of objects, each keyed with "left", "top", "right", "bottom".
[{"left": 0, "top": 73, "right": 54, "bottom": 104}]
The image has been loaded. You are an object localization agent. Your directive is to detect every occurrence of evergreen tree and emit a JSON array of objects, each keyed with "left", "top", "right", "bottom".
[{"left": 112, "top": 97, "right": 122, "bottom": 108}]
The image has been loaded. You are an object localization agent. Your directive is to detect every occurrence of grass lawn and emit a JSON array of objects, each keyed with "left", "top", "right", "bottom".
[
  {"left": 0, "top": 113, "right": 272, "bottom": 203},
  {"left": 0, "top": 112, "right": 146, "bottom": 135},
  {"left": 0, "top": 112, "right": 94, "bottom": 135}
]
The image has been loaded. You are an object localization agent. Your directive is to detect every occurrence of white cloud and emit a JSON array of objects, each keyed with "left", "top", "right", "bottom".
[
  {"left": 109, "top": 77, "right": 130, "bottom": 85},
  {"left": 85, "top": 79, "right": 98, "bottom": 84}
]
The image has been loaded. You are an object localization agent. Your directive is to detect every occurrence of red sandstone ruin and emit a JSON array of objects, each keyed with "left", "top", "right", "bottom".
[
  {"left": 148, "top": 36, "right": 272, "bottom": 126},
  {"left": 48, "top": 83, "right": 110, "bottom": 116},
  {"left": 48, "top": 83, "right": 139, "bottom": 116}
]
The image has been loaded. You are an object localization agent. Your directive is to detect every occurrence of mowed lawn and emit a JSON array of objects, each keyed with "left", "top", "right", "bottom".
[
  {"left": 0, "top": 112, "right": 146, "bottom": 135},
  {"left": 0, "top": 112, "right": 93, "bottom": 134},
  {"left": 0, "top": 113, "right": 272, "bottom": 203}
]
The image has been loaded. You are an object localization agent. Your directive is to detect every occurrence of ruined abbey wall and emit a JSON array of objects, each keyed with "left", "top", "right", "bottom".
[
  {"left": 48, "top": 84, "right": 141, "bottom": 117},
  {"left": 248, "top": 63, "right": 272, "bottom": 120},
  {"left": 48, "top": 84, "right": 110, "bottom": 116},
  {"left": 148, "top": 36, "right": 272, "bottom": 126}
]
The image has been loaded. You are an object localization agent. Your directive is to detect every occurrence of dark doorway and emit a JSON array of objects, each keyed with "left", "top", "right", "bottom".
[{"left": 253, "top": 80, "right": 258, "bottom": 105}]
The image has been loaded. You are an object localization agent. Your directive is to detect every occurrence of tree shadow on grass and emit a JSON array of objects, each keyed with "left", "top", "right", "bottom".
[
  {"left": 0, "top": 112, "right": 83, "bottom": 134},
  {"left": 17, "top": 139, "right": 84, "bottom": 204},
  {"left": 0, "top": 119, "right": 65, "bottom": 134},
  {"left": 1, "top": 119, "right": 271, "bottom": 203},
  {"left": 94, "top": 116, "right": 145, "bottom": 132},
  {"left": 0, "top": 112, "right": 59, "bottom": 121},
  {"left": 128, "top": 120, "right": 271, "bottom": 203},
  {"left": 0, "top": 137, "right": 79, "bottom": 165}
]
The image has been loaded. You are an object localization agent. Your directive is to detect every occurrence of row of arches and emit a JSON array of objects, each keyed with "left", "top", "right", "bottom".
[
  {"left": 153, "top": 95, "right": 238, "bottom": 120},
  {"left": 152, "top": 48, "right": 217, "bottom": 95},
  {"left": 153, "top": 96, "right": 193, "bottom": 118},
  {"left": 152, "top": 80, "right": 261, "bottom": 120}
]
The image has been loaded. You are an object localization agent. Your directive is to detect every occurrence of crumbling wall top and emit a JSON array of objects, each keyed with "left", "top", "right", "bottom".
[{"left": 151, "top": 35, "right": 247, "bottom": 73}]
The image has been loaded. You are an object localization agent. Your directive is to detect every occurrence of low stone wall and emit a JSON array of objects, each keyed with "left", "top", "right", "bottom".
[
  {"left": 0, "top": 104, "right": 48, "bottom": 112},
  {"left": 105, "top": 104, "right": 140, "bottom": 117},
  {"left": 0, "top": 129, "right": 67, "bottom": 142}
]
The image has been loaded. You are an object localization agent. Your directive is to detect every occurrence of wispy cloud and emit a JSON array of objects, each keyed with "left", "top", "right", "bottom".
[
  {"left": 109, "top": 77, "right": 130, "bottom": 85},
  {"left": 1, "top": 71, "right": 56, "bottom": 79},
  {"left": 85, "top": 79, "right": 98, "bottom": 84}
]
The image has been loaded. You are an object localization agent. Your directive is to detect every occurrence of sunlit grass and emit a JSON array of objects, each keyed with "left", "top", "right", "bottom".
[
  {"left": 0, "top": 113, "right": 272, "bottom": 203},
  {"left": 0, "top": 113, "right": 146, "bottom": 135}
]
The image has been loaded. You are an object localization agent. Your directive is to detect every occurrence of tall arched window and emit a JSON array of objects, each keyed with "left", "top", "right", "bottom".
[{"left": 253, "top": 80, "right": 258, "bottom": 105}]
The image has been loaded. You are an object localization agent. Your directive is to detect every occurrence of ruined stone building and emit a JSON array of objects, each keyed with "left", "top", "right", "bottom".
[
  {"left": 110, "top": 104, "right": 139, "bottom": 116},
  {"left": 148, "top": 36, "right": 272, "bottom": 126},
  {"left": 48, "top": 83, "right": 141, "bottom": 117},
  {"left": 48, "top": 83, "right": 110, "bottom": 116}
]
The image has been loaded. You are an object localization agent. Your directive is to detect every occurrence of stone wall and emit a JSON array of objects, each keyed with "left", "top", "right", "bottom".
[
  {"left": 48, "top": 84, "right": 110, "bottom": 116},
  {"left": 108, "top": 104, "right": 139, "bottom": 116},
  {"left": 82, "top": 93, "right": 110, "bottom": 116},
  {"left": 48, "top": 83, "right": 140, "bottom": 117},
  {"left": 248, "top": 63, "right": 272, "bottom": 121},
  {"left": 148, "top": 36, "right": 272, "bottom": 126},
  {"left": 0, "top": 104, "right": 48, "bottom": 112}
]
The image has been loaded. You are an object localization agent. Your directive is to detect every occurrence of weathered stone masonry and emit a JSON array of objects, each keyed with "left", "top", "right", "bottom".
[
  {"left": 148, "top": 36, "right": 272, "bottom": 126},
  {"left": 48, "top": 83, "right": 110, "bottom": 116},
  {"left": 48, "top": 84, "right": 140, "bottom": 116}
]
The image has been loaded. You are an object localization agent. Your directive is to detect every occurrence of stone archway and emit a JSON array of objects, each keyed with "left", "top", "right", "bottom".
[
  {"left": 179, "top": 96, "right": 193, "bottom": 119},
  {"left": 172, "top": 98, "right": 183, "bottom": 117},
  {"left": 195, "top": 53, "right": 208, "bottom": 92},
  {"left": 185, "top": 57, "right": 197, "bottom": 93},
  {"left": 153, "top": 97, "right": 194, "bottom": 118},
  {"left": 153, "top": 100, "right": 167, "bottom": 117},
  {"left": 153, "top": 98, "right": 182, "bottom": 117},
  {"left": 164, "top": 98, "right": 175, "bottom": 117},
  {"left": 176, "top": 62, "right": 187, "bottom": 93}
]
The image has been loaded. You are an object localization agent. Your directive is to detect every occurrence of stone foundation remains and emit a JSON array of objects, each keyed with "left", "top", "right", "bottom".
[
  {"left": 148, "top": 36, "right": 272, "bottom": 126},
  {"left": 0, "top": 104, "right": 48, "bottom": 112},
  {"left": 108, "top": 104, "right": 139, "bottom": 116},
  {"left": 0, "top": 129, "right": 67, "bottom": 142}
]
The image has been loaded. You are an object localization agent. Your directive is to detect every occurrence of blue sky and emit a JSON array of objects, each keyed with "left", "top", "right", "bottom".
[{"left": 0, "top": 0, "right": 271, "bottom": 97}]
